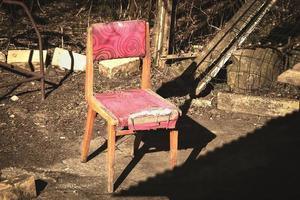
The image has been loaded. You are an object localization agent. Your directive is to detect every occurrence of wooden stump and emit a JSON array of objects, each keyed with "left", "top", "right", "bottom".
[{"left": 227, "top": 48, "right": 283, "bottom": 93}]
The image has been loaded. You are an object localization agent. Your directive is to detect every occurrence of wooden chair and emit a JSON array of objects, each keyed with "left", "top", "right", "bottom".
[{"left": 81, "top": 20, "right": 181, "bottom": 193}]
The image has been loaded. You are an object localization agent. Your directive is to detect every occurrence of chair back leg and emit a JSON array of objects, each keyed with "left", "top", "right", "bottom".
[
  {"left": 131, "top": 134, "right": 143, "bottom": 157},
  {"left": 81, "top": 107, "right": 96, "bottom": 162},
  {"left": 170, "top": 130, "right": 178, "bottom": 168}
]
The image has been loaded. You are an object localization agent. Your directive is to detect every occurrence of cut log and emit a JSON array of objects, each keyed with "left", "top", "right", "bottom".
[
  {"left": 227, "top": 48, "right": 282, "bottom": 93},
  {"left": 98, "top": 57, "right": 140, "bottom": 78},
  {"left": 191, "top": 0, "right": 277, "bottom": 95},
  {"left": 51, "top": 47, "right": 86, "bottom": 71},
  {"left": 7, "top": 50, "right": 47, "bottom": 71},
  {"left": 277, "top": 69, "right": 300, "bottom": 86},
  {"left": 217, "top": 92, "right": 299, "bottom": 117}
]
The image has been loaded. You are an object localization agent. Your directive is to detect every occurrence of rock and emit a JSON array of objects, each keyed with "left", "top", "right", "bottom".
[
  {"left": 191, "top": 98, "right": 212, "bottom": 108},
  {"left": 13, "top": 175, "right": 37, "bottom": 198},
  {"left": 0, "top": 175, "right": 36, "bottom": 200},
  {"left": 98, "top": 57, "right": 140, "bottom": 78},
  {"left": 217, "top": 92, "right": 299, "bottom": 117},
  {"left": 0, "top": 182, "right": 18, "bottom": 200},
  {"left": 10, "top": 95, "right": 19, "bottom": 102},
  {"left": 7, "top": 50, "right": 47, "bottom": 71},
  {"left": 51, "top": 47, "right": 86, "bottom": 71}
]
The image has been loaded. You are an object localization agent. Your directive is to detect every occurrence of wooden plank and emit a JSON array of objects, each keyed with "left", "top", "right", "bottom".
[
  {"left": 160, "top": 53, "right": 198, "bottom": 60},
  {"left": 217, "top": 92, "right": 299, "bottom": 117},
  {"left": 277, "top": 69, "right": 300, "bottom": 86}
]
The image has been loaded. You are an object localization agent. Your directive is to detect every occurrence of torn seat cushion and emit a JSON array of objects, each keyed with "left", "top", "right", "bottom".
[{"left": 95, "top": 89, "right": 179, "bottom": 130}]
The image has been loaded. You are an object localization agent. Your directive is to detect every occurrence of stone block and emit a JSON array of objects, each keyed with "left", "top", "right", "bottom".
[
  {"left": 217, "top": 92, "right": 299, "bottom": 117},
  {"left": 98, "top": 57, "right": 140, "bottom": 78},
  {"left": 191, "top": 98, "right": 212, "bottom": 108},
  {"left": 0, "top": 175, "right": 37, "bottom": 200},
  {"left": 0, "top": 51, "right": 6, "bottom": 62},
  {"left": 51, "top": 47, "right": 86, "bottom": 71},
  {"left": 7, "top": 50, "right": 47, "bottom": 71}
]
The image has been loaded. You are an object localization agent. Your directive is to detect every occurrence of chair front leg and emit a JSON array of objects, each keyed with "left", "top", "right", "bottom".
[
  {"left": 81, "top": 106, "right": 97, "bottom": 162},
  {"left": 107, "top": 122, "right": 116, "bottom": 193},
  {"left": 170, "top": 129, "right": 178, "bottom": 168}
]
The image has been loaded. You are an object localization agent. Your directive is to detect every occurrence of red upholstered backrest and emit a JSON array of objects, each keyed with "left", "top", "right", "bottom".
[{"left": 92, "top": 20, "right": 146, "bottom": 60}]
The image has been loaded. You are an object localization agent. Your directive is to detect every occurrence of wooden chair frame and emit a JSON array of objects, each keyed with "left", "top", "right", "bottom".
[{"left": 81, "top": 21, "right": 178, "bottom": 193}]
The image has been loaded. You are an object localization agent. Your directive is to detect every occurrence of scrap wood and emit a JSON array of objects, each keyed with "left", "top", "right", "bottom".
[{"left": 191, "top": 0, "right": 277, "bottom": 95}]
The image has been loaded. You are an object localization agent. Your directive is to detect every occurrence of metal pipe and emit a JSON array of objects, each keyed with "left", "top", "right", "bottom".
[{"left": 3, "top": 0, "right": 45, "bottom": 99}]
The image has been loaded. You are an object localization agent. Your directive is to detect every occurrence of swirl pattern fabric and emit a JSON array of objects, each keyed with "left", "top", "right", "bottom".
[{"left": 92, "top": 20, "right": 146, "bottom": 60}]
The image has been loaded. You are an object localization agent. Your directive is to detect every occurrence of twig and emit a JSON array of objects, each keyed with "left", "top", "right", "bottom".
[
  {"left": 36, "top": 0, "right": 46, "bottom": 13},
  {"left": 87, "top": 0, "right": 93, "bottom": 27}
]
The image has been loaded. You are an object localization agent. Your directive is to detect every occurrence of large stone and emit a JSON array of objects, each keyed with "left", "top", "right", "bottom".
[
  {"left": 0, "top": 182, "right": 18, "bottom": 200},
  {"left": 98, "top": 57, "right": 140, "bottom": 78},
  {"left": 0, "top": 175, "right": 37, "bottom": 200},
  {"left": 51, "top": 47, "right": 86, "bottom": 71},
  {"left": 7, "top": 50, "right": 47, "bottom": 71},
  {"left": 217, "top": 92, "right": 299, "bottom": 117},
  {"left": 13, "top": 175, "right": 36, "bottom": 198}
]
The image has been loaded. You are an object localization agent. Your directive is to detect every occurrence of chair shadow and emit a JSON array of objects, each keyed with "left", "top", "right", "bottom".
[
  {"left": 116, "top": 110, "right": 300, "bottom": 199},
  {"left": 111, "top": 62, "right": 217, "bottom": 190}
]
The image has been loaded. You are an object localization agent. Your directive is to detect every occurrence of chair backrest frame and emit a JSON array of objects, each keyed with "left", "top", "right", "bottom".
[{"left": 85, "top": 20, "right": 151, "bottom": 101}]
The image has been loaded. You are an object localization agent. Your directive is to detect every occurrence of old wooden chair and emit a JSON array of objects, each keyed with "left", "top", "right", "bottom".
[{"left": 81, "top": 20, "right": 181, "bottom": 193}]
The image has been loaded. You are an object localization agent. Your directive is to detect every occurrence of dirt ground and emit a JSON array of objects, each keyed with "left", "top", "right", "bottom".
[
  {"left": 1, "top": 1, "right": 300, "bottom": 199},
  {"left": 1, "top": 65, "right": 299, "bottom": 200}
]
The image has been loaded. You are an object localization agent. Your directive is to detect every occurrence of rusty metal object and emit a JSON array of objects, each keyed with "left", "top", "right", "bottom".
[{"left": 0, "top": 0, "right": 45, "bottom": 99}]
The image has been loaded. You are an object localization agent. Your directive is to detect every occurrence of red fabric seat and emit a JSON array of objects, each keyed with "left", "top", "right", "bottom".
[{"left": 95, "top": 89, "right": 179, "bottom": 130}]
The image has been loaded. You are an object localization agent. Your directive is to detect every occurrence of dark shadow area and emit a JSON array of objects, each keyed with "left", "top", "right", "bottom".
[
  {"left": 116, "top": 110, "right": 300, "bottom": 199},
  {"left": 110, "top": 63, "right": 216, "bottom": 190},
  {"left": 261, "top": 17, "right": 300, "bottom": 46},
  {"left": 44, "top": 50, "right": 74, "bottom": 98},
  {"left": 156, "top": 61, "right": 207, "bottom": 99},
  {"left": 35, "top": 179, "right": 48, "bottom": 196},
  {"left": 113, "top": 116, "right": 216, "bottom": 191},
  {"left": 87, "top": 141, "right": 107, "bottom": 162}
]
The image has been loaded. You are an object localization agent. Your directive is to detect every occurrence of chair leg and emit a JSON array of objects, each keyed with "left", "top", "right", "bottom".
[
  {"left": 81, "top": 106, "right": 96, "bottom": 163},
  {"left": 107, "top": 123, "right": 116, "bottom": 193},
  {"left": 131, "top": 134, "right": 142, "bottom": 157},
  {"left": 170, "top": 129, "right": 178, "bottom": 168}
]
